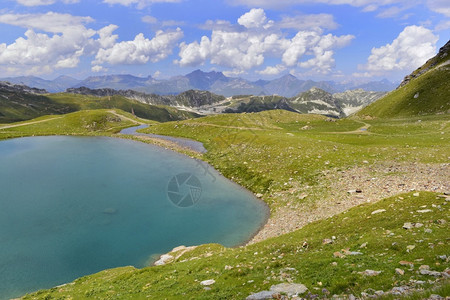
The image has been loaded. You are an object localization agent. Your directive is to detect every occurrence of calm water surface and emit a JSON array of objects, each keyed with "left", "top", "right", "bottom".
[{"left": 0, "top": 136, "right": 268, "bottom": 299}]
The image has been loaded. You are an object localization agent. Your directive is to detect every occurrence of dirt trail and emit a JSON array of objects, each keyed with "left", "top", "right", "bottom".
[{"left": 0, "top": 116, "right": 63, "bottom": 130}]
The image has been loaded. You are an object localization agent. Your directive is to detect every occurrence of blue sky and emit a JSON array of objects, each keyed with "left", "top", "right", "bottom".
[{"left": 0, "top": 0, "right": 449, "bottom": 82}]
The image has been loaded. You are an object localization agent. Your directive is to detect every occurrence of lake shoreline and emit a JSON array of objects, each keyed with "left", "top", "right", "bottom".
[{"left": 118, "top": 125, "right": 271, "bottom": 251}]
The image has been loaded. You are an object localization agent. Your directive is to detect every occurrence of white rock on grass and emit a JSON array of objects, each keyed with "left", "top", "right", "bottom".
[
  {"left": 395, "top": 268, "right": 405, "bottom": 275},
  {"left": 200, "top": 279, "right": 215, "bottom": 286},
  {"left": 358, "top": 270, "right": 381, "bottom": 276},
  {"left": 270, "top": 283, "right": 308, "bottom": 296},
  {"left": 246, "top": 291, "right": 275, "bottom": 300},
  {"left": 371, "top": 209, "right": 386, "bottom": 215},
  {"left": 154, "top": 254, "right": 173, "bottom": 266},
  {"left": 417, "top": 209, "right": 432, "bottom": 213}
]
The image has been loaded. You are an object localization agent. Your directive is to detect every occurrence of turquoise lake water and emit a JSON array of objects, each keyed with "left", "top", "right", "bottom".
[{"left": 0, "top": 136, "right": 268, "bottom": 299}]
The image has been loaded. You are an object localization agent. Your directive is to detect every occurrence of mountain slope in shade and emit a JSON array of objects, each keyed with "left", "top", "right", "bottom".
[
  {"left": 0, "top": 82, "right": 199, "bottom": 123},
  {"left": 356, "top": 40, "right": 450, "bottom": 118}
]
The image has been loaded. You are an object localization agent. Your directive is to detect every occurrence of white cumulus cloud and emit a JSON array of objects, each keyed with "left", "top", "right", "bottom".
[
  {"left": 258, "top": 64, "right": 286, "bottom": 75},
  {"left": 362, "top": 25, "right": 438, "bottom": 75},
  {"left": 237, "top": 8, "right": 269, "bottom": 29},
  {"left": 0, "top": 11, "right": 183, "bottom": 76},
  {"left": 0, "top": 12, "right": 97, "bottom": 75},
  {"left": 93, "top": 28, "right": 183, "bottom": 65},
  {"left": 176, "top": 8, "right": 353, "bottom": 75}
]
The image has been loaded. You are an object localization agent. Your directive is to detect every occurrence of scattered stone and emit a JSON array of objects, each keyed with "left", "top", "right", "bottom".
[
  {"left": 331, "top": 262, "right": 338, "bottom": 267},
  {"left": 224, "top": 265, "right": 233, "bottom": 270},
  {"left": 154, "top": 254, "right": 174, "bottom": 266},
  {"left": 299, "top": 193, "right": 308, "bottom": 200},
  {"left": 419, "top": 265, "right": 430, "bottom": 270},
  {"left": 424, "top": 228, "right": 433, "bottom": 233},
  {"left": 417, "top": 209, "right": 432, "bottom": 213},
  {"left": 419, "top": 269, "right": 441, "bottom": 277},
  {"left": 301, "top": 125, "right": 312, "bottom": 130},
  {"left": 256, "top": 193, "right": 263, "bottom": 198},
  {"left": 391, "top": 286, "right": 408, "bottom": 295},
  {"left": 323, "top": 238, "right": 333, "bottom": 245},
  {"left": 371, "top": 209, "right": 386, "bottom": 215},
  {"left": 399, "top": 260, "right": 414, "bottom": 268},
  {"left": 429, "top": 294, "right": 444, "bottom": 300},
  {"left": 407, "top": 245, "right": 416, "bottom": 252},
  {"left": 333, "top": 252, "right": 345, "bottom": 258},
  {"left": 246, "top": 291, "right": 275, "bottom": 300},
  {"left": 270, "top": 283, "right": 308, "bottom": 296},
  {"left": 402, "top": 222, "right": 423, "bottom": 229},
  {"left": 200, "top": 279, "right": 215, "bottom": 286},
  {"left": 438, "top": 255, "right": 447, "bottom": 261},
  {"left": 403, "top": 222, "right": 414, "bottom": 229},
  {"left": 360, "top": 242, "right": 368, "bottom": 248},
  {"left": 413, "top": 192, "right": 420, "bottom": 197},
  {"left": 358, "top": 269, "right": 381, "bottom": 276},
  {"left": 395, "top": 268, "right": 405, "bottom": 275},
  {"left": 343, "top": 249, "right": 363, "bottom": 255}
]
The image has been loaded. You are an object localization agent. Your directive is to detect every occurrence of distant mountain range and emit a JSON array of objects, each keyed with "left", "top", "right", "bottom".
[{"left": 1, "top": 70, "right": 397, "bottom": 97}]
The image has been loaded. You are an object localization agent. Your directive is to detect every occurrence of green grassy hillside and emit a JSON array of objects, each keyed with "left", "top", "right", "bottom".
[
  {"left": 0, "top": 109, "right": 142, "bottom": 140},
  {"left": 356, "top": 40, "right": 450, "bottom": 119},
  {"left": 48, "top": 93, "right": 200, "bottom": 122},
  {"left": 0, "top": 89, "right": 199, "bottom": 123},
  {"left": 356, "top": 67, "right": 450, "bottom": 118}
]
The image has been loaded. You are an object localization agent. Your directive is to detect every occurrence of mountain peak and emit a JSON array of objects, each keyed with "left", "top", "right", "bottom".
[{"left": 185, "top": 69, "right": 228, "bottom": 90}]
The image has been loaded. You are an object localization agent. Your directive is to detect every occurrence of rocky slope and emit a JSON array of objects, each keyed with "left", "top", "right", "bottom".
[
  {"left": 67, "top": 87, "right": 225, "bottom": 108},
  {"left": 288, "top": 88, "right": 385, "bottom": 118},
  {"left": 333, "top": 89, "right": 387, "bottom": 116},
  {"left": 222, "top": 88, "right": 384, "bottom": 117}
]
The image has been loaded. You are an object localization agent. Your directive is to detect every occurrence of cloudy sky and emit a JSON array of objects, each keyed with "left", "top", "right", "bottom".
[{"left": 0, "top": 0, "right": 449, "bottom": 82}]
